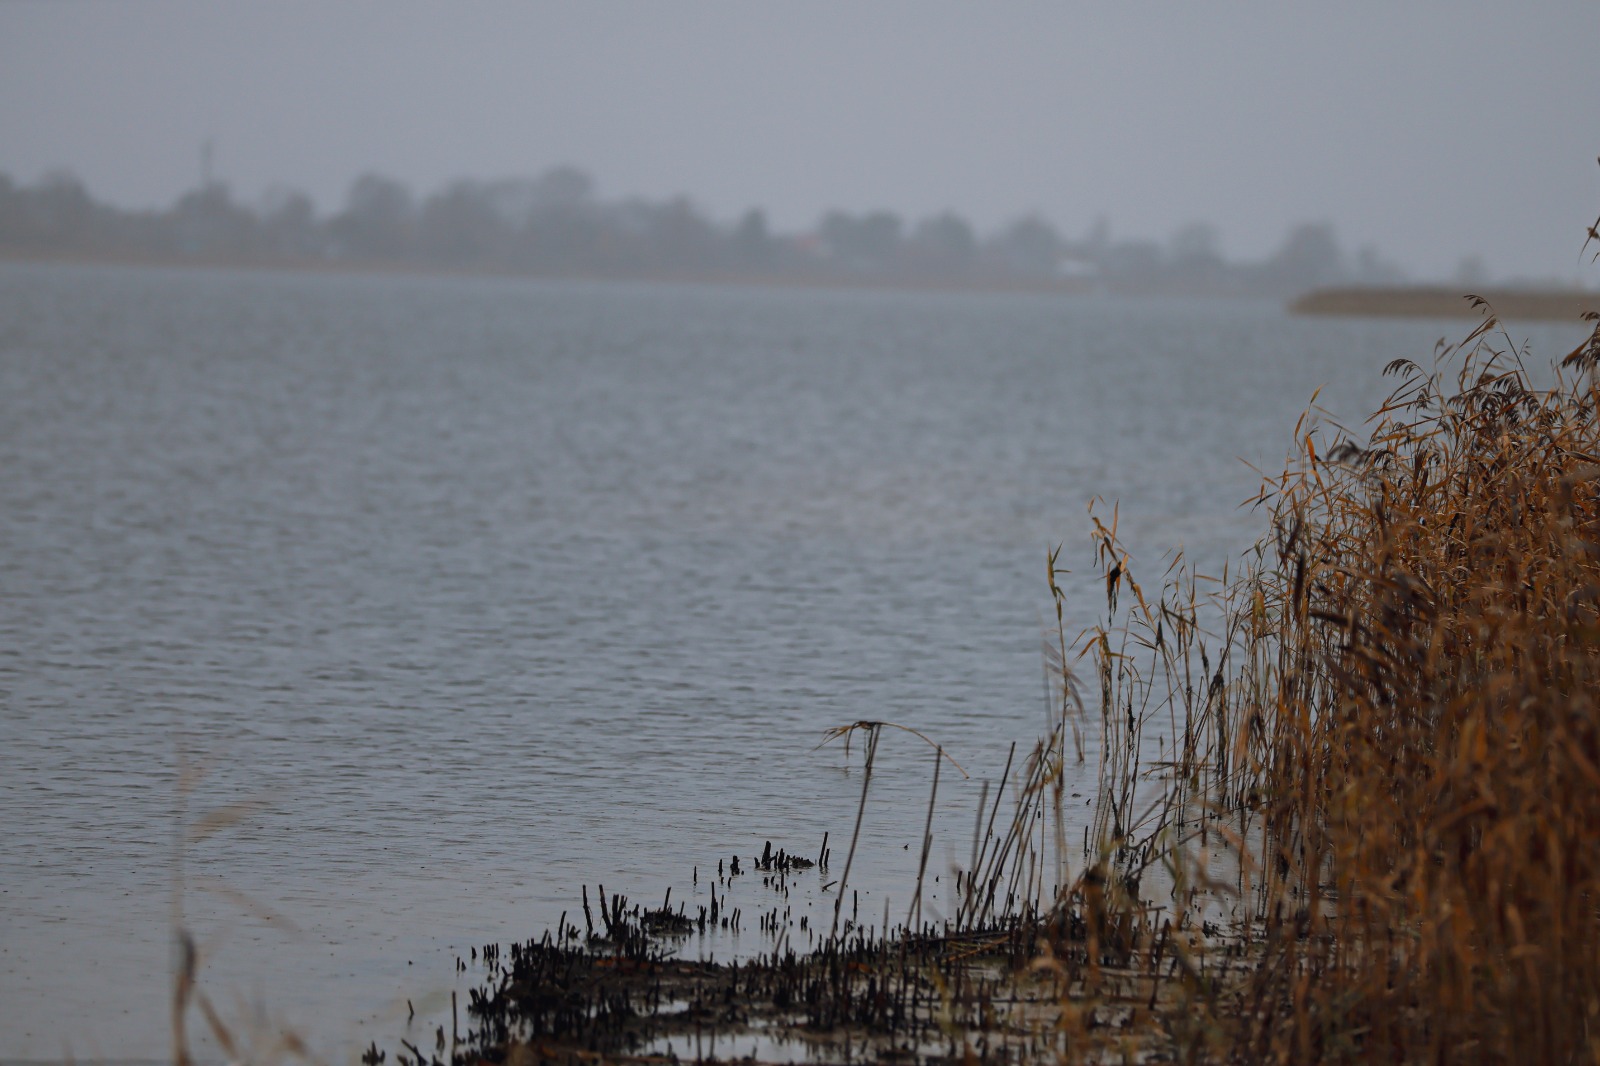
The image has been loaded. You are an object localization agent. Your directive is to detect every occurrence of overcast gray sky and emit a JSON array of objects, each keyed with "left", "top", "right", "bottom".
[{"left": 2, "top": 2, "right": 1596, "bottom": 282}]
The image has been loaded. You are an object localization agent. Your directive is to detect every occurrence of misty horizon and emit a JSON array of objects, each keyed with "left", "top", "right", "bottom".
[
  {"left": 2, "top": 4, "right": 1596, "bottom": 286},
  {"left": 1, "top": 160, "right": 1436, "bottom": 295},
  {"left": 5, "top": 152, "right": 1593, "bottom": 291}
]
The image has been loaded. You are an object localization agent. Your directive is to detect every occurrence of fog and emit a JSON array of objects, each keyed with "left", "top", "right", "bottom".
[{"left": 1, "top": 2, "right": 1596, "bottom": 283}]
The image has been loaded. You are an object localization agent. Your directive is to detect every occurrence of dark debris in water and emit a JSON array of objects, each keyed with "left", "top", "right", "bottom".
[
  {"left": 454, "top": 924, "right": 1056, "bottom": 1066},
  {"left": 403, "top": 880, "right": 1185, "bottom": 1066}
]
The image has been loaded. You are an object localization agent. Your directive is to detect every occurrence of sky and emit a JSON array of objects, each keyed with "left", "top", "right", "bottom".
[{"left": 1, "top": 2, "right": 1596, "bottom": 283}]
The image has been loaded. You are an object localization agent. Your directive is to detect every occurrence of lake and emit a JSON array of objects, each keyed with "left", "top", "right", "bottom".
[{"left": 0, "top": 262, "right": 1585, "bottom": 1062}]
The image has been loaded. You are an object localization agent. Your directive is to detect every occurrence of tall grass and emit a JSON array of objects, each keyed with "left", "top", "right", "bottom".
[{"left": 1045, "top": 303, "right": 1600, "bottom": 1062}]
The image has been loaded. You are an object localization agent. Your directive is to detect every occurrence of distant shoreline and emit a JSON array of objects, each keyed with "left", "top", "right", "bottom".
[
  {"left": 13, "top": 252, "right": 1594, "bottom": 319},
  {"left": 1292, "top": 285, "right": 1599, "bottom": 322},
  {"left": 0, "top": 248, "right": 1100, "bottom": 297}
]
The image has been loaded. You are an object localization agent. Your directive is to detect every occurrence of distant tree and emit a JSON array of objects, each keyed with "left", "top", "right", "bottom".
[
  {"left": 1099, "top": 240, "right": 1164, "bottom": 286},
  {"left": 13, "top": 171, "right": 97, "bottom": 249},
  {"left": 259, "top": 186, "right": 322, "bottom": 259},
  {"left": 905, "top": 212, "right": 977, "bottom": 279},
  {"left": 418, "top": 181, "right": 503, "bottom": 265},
  {"left": 857, "top": 212, "right": 903, "bottom": 267},
  {"left": 985, "top": 215, "right": 1063, "bottom": 278},
  {"left": 817, "top": 212, "right": 855, "bottom": 265},
  {"left": 171, "top": 182, "right": 259, "bottom": 259},
  {"left": 475, "top": 169, "right": 594, "bottom": 233},
  {"left": 329, "top": 173, "right": 415, "bottom": 259},
  {"left": 0, "top": 171, "right": 21, "bottom": 246},
  {"left": 1169, "top": 222, "right": 1221, "bottom": 266},
  {"left": 731, "top": 208, "right": 775, "bottom": 271},
  {"left": 511, "top": 168, "right": 603, "bottom": 273},
  {"left": 520, "top": 204, "right": 603, "bottom": 274},
  {"left": 1168, "top": 222, "right": 1228, "bottom": 292},
  {"left": 641, "top": 196, "right": 721, "bottom": 275},
  {"left": 818, "top": 210, "right": 903, "bottom": 273},
  {"left": 531, "top": 166, "right": 594, "bottom": 209},
  {"left": 1268, "top": 223, "right": 1346, "bottom": 293},
  {"left": 0, "top": 161, "right": 1423, "bottom": 298}
]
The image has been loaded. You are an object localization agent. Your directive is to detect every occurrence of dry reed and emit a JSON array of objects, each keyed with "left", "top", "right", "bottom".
[{"left": 1040, "top": 299, "right": 1600, "bottom": 1063}]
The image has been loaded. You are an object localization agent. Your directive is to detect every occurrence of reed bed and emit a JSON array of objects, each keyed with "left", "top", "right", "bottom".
[
  {"left": 1052, "top": 302, "right": 1600, "bottom": 1063},
  {"left": 1227, "top": 308, "right": 1600, "bottom": 1062}
]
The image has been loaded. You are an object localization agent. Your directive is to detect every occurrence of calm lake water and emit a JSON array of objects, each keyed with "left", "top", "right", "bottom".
[{"left": 1, "top": 262, "right": 1587, "bottom": 1062}]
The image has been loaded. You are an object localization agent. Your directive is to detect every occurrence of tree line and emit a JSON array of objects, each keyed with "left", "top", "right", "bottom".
[{"left": 0, "top": 165, "right": 1405, "bottom": 296}]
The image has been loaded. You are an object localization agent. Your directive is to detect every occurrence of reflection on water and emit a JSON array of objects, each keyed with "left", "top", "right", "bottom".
[{"left": 0, "top": 262, "right": 1584, "bottom": 1061}]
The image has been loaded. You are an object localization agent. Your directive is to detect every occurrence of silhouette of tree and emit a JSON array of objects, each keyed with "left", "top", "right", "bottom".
[
  {"left": 732, "top": 208, "right": 775, "bottom": 271},
  {"left": 906, "top": 213, "right": 977, "bottom": 279},
  {"left": 1267, "top": 223, "right": 1346, "bottom": 293},
  {"left": 418, "top": 181, "right": 503, "bottom": 266},
  {"left": 260, "top": 187, "right": 322, "bottom": 259},
  {"left": 819, "top": 210, "right": 903, "bottom": 274},
  {"left": 986, "top": 215, "right": 1063, "bottom": 278},
  {"left": 329, "top": 174, "right": 415, "bottom": 259},
  {"left": 171, "top": 183, "right": 259, "bottom": 259},
  {"left": 0, "top": 165, "right": 1410, "bottom": 296}
]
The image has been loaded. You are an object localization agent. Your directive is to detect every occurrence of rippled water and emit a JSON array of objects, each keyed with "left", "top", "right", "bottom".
[{"left": 1, "top": 262, "right": 1585, "bottom": 1062}]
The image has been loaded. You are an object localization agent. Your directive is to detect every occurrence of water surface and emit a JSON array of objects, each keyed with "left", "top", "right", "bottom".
[{"left": 1, "top": 263, "right": 1583, "bottom": 1061}]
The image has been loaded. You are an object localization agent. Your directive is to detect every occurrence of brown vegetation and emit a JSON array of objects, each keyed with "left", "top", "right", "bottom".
[
  {"left": 1292, "top": 285, "right": 1598, "bottom": 321},
  {"left": 1057, "top": 300, "right": 1600, "bottom": 1062}
]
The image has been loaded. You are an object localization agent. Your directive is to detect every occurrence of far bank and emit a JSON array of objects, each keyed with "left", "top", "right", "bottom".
[{"left": 1293, "top": 284, "right": 1598, "bottom": 321}]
